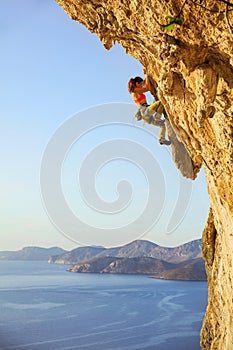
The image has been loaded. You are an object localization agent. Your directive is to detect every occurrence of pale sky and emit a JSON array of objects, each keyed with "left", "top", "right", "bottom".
[{"left": 0, "top": 0, "right": 209, "bottom": 251}]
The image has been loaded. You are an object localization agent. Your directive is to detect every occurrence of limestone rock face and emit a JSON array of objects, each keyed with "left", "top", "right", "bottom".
[{"left": 55, "top": 1, "right": 233, "bottom": 348}]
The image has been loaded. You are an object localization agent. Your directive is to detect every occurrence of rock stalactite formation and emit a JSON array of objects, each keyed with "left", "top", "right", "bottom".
[
  {"left": 165, "top": 119, "right": 195, "bottom": 178},
  {"left": 56, "top": 1, "right": 233, "bottom": 348}
]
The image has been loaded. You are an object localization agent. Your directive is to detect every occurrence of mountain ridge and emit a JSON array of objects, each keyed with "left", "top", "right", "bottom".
[
  {"left": 49, "top": 239, "right": 202, "bottom": 264},
  {"left": 55, "top": 239, "right": 206, "bottom": 281}
]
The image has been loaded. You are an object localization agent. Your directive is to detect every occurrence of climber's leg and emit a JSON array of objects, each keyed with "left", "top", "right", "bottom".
[
  {"left": 147, "top": 100, "right": 164, "bottom": 115},
  {"left": 159, "top": 124, "right": 166, "bottom": 140},
  {"left": 159, "top": 125, "right": 171, "bottom": 146},
  {"left": 151, "top": 119, "right": 165, "bottom": 127},
  {"left": 156, "top": 103, "right": 164, "bottom": 115}
]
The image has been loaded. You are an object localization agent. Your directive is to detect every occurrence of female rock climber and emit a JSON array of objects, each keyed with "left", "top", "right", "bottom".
[{"left": 128, "top": 75, "right": 171, "bottom": 145}]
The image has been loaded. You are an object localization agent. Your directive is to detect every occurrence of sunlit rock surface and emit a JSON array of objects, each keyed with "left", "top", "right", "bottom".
[{"left": 56, "top": 1, "right": 233, "bottom": 348}]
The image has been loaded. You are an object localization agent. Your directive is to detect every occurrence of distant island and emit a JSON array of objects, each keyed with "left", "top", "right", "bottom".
[
  {"left": 0, "top": 239, "right": 206, "bottom": 281},
  {"left": 56, "top": 240, "right": 206, "bottom": 281},
  {"left": 50, "top": 239, "right": 206, "bottom": 281},
  {"left": 0, "top": 246, "right": 66, "bottom": 261}
]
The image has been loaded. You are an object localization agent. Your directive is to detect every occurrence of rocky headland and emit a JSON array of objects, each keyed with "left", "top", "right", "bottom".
[{"left": 49, "top": 239, "right": 206, "bottom": 280}]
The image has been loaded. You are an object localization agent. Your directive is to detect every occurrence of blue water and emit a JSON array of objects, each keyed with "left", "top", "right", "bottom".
[{"left": 0, "top": 261, "right": 207, "bottom": 350}]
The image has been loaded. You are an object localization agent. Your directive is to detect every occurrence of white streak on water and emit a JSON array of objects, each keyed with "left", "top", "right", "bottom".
[
  {"left": 3, "top": 329, "right": 200, "bottom": 350},
  {"left": 3, "top": 302, "right": 65, "bottom": 310}
]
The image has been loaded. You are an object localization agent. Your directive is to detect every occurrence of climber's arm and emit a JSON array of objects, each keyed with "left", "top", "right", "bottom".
[
  {"left": 133, "top": 75, "right": 150, "bottom": 94},
  {"left": 137, "top": 75, "right": 152, "bottom": 93},
  {"left": 142, "top": 75, "right": 150, "bottom": 91}
]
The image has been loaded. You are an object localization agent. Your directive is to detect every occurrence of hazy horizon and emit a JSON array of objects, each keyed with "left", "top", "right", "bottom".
[{"left": 0, "top": 236, "right": 202, "bottom": 252}]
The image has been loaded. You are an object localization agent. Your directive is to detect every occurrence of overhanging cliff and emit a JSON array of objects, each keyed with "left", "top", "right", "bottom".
[{"left": 55, "top": 1, "right": 233, "bottom": 348}]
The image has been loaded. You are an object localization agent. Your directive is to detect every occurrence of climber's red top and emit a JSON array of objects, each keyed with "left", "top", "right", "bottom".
[{"left": 132, "top": 92, "right": 147, "bottom": 106}]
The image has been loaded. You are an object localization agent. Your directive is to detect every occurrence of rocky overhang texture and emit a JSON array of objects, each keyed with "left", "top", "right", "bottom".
[{"left": 55, "top": 1, "right": 233, "bottom": 349}]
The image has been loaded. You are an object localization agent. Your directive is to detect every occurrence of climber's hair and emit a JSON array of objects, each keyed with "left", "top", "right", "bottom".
[{"left": 128, "top": 76, "right": 143, "bottom": 93}]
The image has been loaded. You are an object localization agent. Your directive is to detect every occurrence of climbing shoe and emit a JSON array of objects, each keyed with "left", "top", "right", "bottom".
[
  {"left": 159, "top": 138, "right": 171, "bottom": 146},
  {"left": 135, "top": 110, "right": 142, "bottom": 121}
]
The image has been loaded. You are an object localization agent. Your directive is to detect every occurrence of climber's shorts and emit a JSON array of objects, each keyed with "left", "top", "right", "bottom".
[{"left": 147, "top": 100, "right": 164, "bottom": 115}]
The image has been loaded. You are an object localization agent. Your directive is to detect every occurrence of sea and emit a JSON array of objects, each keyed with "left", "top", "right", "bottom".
[{"left": 0, "top": 261, "right": 208, "bottom": 350}]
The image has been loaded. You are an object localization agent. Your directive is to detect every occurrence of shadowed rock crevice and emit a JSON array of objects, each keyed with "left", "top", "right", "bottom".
[
  {"left": 202, "top": 208, "right": 217, "bottom": 273},
  {"left": 165, "top": 118, "right": 195, "bottom": 179}
]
